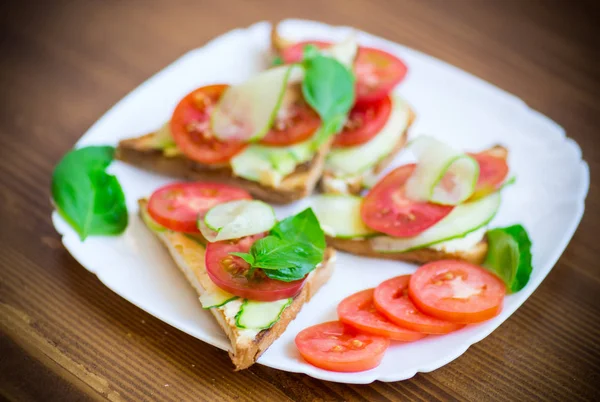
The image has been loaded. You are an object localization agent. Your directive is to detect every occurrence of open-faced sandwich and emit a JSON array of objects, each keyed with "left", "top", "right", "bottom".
[
  {"left": 310, "top": 136, "right": 512, "bottom": 265},
  {"left": 271, "top": 24, "right": 415, "bottom": 195},
  {"left": 139, "top": 181, "right": 335, "bottom": 369},
  {"left": 117, "top": 31, "right": 362, "bottom": 204}
]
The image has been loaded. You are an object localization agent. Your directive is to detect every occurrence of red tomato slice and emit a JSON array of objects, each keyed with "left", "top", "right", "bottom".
[
  {"left": 259, "top": 99, "right": 321, "bottom": 146},
  {"left": 409, "top": 260, "right": 506, "bottom": 324},
  {"left": 333, "top": 96, "right": 392, "bottom": 148},
  {"left": 205, "top": 234, "right": 306, "bottom": 301},
  {"left": 337, "top": 288, "right": 427, "bottom": 342},
  {"left": 469, "top": 149, "right": 509, "bottom": 198},
  {"left": 361, "top": 164, "right": 454, "bottom": 237},
  {"left": 170, "top": 84, "right": 247, "bottom": 164},
  {"left": 280, "top": 40, "right": 331, "bottom": 64},
  {"left": 147, "top": 182, "right": 252, "bottom": 233},
  {"left": 354, "top": 47, "right": 408, "bottom": 106},
  {"left": 295, "top": 321, "right": 389, "bottom": 372},
  {"left": 374, "top": 275, "right": 464, "bottom": 334}
]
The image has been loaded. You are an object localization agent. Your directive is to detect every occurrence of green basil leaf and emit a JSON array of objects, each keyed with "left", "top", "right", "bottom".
[
  {"left": 311, "top": 114, "right": 346, "bottom": 149},
  {"left": 263, "top": 265, "right": 314, "bottom": 282},
  {"left": 248, "top": 236, "right": 322, "bottom": 272},
  {"left": 271, "top": 208, "right": 326, "bottom": 250},
  {"left": 236, "top": 208, "right": 326, "bottom": 280},
  {"left": 301, "top": 55, "right": 355, "bottom": 123},
  {"left": 51, "top": 146, "right": 128, "bottom": 241},
  {"left": 230, "top": 252, "right": 255, "bottom": 265},
  {"left": 484, "top": 224, "right": 533, "bottom": 293},
  {"left": 302, "top": 44, "right": 320, "bottom": 61}
]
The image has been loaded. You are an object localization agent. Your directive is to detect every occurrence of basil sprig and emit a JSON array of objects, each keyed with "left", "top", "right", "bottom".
[
  {"left": 231, "top": 208, "right": 326, "bottom": 282},
  {"left": 301, "top": 45, "right": 355, "bottom": 147},
  {"left": 484, "top": 224, "right": 533, "bottom": 293},
  {"left": 51, "top": 146, "right": 128, "bottom": 241}
]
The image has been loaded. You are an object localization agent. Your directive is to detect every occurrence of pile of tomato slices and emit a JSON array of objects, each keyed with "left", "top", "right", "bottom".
[
  {"left": 147, "top": 181, "right": 307, "bottom": 302},
  {"left": 360, "top": 148, "right": 509, "bottom": 238},
  {"left": 295, "top": 260, "right": 506, "bottom": 373},
  {"left": 169, "top": 84, "right": 321, "bottom": 164}
]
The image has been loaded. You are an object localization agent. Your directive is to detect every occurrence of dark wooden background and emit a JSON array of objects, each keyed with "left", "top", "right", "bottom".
[{"left": 1, "top": 0, "right": 599, "bottom": 401}]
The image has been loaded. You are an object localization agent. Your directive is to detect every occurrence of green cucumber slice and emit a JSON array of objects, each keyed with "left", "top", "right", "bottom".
[
  {"left": 310, "top": 194, "right": 377, "bottom": 239},
  {"left": 199, "top": 287, "right": 238, "bottom": 309},
  {"left": 405, "top": 136, "right": 479, "bottom": 205},
  {"left": 322, "top": 36, "right": 358, "bottom": 68},
  {"left": 235, "top": 298, "right": 293, "bottom": 330},
  {"left": 140, "top": 205, "right": 167, "bottom": 232},
  {"left": 230, "top": 136, "right": 315, "bottom": 186},
  {"left": 211, "top": 65, "right": 299, "bottom": 142},
  {"left": 325, "top": 96, "right": 411, "bottom": 177},
  {"left": 371, "top": 192, "right": 501, "bottom": 253},
  {"left": 201, "top": 200, "right": 276, "bottom": 242}
]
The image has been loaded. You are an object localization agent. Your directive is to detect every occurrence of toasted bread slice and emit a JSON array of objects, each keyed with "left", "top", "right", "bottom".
[
  {"left": 116, "top": 135, "right": 333, "bottom": 204},
  {"left": 138, "top": 199, "right": 335, "bottom": 370},
  {"left": 327, "top": 235, "right": 488, "bottom": 265},
  {"left": 320, "top": 106, "right": 415, "bottom": 195}
]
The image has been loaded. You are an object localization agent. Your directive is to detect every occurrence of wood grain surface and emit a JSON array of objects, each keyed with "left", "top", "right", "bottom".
[{"left": 1, "top": 0, "right": 599, "bottom": 401}]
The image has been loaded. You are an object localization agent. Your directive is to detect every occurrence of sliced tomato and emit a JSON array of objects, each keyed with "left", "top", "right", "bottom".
[
  {"left": 354, "top": 47, "right": 408, "bottom": 105},
  {"left": 170, "top": 84, "right": 247, "bottom": 164},
  {"left": 295, "top": 321, "right": 389, "bottom": 372},
  {"left": 147, "top": 182, "right": 252, "bottom": 233},
  {"left": 337, "top": 288, "right": 427, "bottom": 342},
  {"left": 374, "top": 275, "right": 464, "bottom": 334},
  {"left": 469, "top": 148, "right": 509, "bottom": 198},
  {"left": 259, "top": 98, "right": 321, "bottom": 146},
  {"left": 333, "top": 96, "right": 392, "bottom": 148},
  {"left": 280, "top": 40, "right": 331, "bottom": 64},
  {"left": 205, "top": 234, "right": 305, "bottom": 301},
  {"left": 361, "top": 164, "right": 454, "bottom": 237},
  {"left": 409, "top": 260, "right": 506, "bottom": 324}
]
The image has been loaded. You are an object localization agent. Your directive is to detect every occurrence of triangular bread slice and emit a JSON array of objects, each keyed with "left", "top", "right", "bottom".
[
  {"left": 138, "top": 199, "right": 335, "bottom": 370},
  {"left": 116, "top": 136, "right": 332, "bottom": 204}
]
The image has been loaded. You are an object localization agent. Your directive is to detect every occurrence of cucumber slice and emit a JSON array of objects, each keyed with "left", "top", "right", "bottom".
[
  {"left": 230, "top": 136, "right": 315, "bottom": 186},
  {"left": 405, "top": 136, "right": 479, "bottom": 205},
  {"left": 211, "top": 65, "right": 300, "bottom": 142},
  {"left": 199, "top": 287, "right": 238, "bottom": 309},
  {"left": 310, "top": 194, "right": 377, "bottom": 239},
  {"left": 371, "top": 192, "right": 501, "bottom": 253},
  {"left": 201, "top": 200, "right": 276, "bottom": 242},
  {"left": 326, "top": 96, "right": 411, "bottom": 177},
  {"left": 322, "top": 35, "right": 358, "bottom": 68},
  {"left": 140, "top": 205, "right": 167, "bottom": 232},
  {"left": 235, "top": 298, "right": 293, "bottom": 330}
]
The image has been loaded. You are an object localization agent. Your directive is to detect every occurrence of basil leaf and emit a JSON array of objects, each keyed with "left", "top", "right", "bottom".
[
  {"left": 230, "top": 252, "right": 255, "bottom": 265},
  {"left": 233, "top": 208, "right": 326, "bottom": 280},
  {"left": 52, "top": 146, "right": 128, "bottom": 241},
  {"left": 248, "top": 235, "right": 323, "bottom": 272},
  {"left": 263, "top": 265, "right": 314, "bottom": 282},
  {"left": 271, "top": 208, "right": 326, "bottom": 250},
  {"left": 301, "top": 55, "right": 355, "bottom": 123},
  {"left": 484, "top": 224, "right": 533, "bottom": 293},
  {"left": 302, "top": 44, "right": 320, "bottom": 61}
]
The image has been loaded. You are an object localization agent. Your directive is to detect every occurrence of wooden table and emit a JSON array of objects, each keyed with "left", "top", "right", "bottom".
[{"left": 1, "top": 0, "right": 598, "bottom": 400}]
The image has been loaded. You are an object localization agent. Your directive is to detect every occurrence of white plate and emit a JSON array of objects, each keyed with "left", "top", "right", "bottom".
[{"left": 51, "top": 20, "right": 589, "bottom": 383}]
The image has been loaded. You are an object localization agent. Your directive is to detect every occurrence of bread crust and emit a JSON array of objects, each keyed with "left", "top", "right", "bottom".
[
  {"left": 138, "top": 200, "right": 335, "bottom": 370},
  {"left": 117, "top": 136, "right": 332, "bottom": 204},
  {"left": 326, "top": 235, "right": 488, "bottom": 265},
  {"left": 320, "top": 106, "right": 415, "bottom": 195}
]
